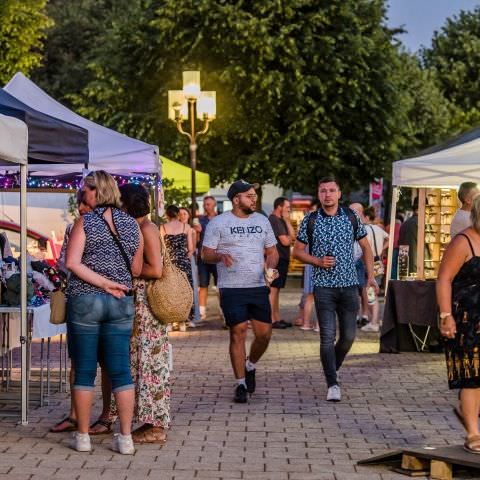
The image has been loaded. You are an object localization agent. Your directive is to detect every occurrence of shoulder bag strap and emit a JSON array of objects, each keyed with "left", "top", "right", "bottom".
[
  {"left": 306, "top": 210, "right": 319, "bottom": 255},
  {"left": 94, "top": 208, "right": 132, "bottom": 278},
  {"left": 342, "top": 207, "right": 359, "bottom": 240},
  {"left": 368, "top": 225, "right": 380, "bottom": 257}
]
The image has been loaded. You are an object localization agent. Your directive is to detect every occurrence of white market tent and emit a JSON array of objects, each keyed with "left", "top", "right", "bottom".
[
  {"left": 4, "top": 72, "right": 160, "bottom": 176},
  {"left": 387, "top": 131, "right": 480, "bottom": 282},
  {"left": 392, "top": 137, "right": 480, "bottom": 188},
  {"left": 0, "top": 114, "right": 28, "bottom": 424}
]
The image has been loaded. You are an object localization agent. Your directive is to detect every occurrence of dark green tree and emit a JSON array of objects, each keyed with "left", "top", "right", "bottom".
[
  {"left": 0, "top": 0, "right": 52, "bottom": 84},
  {"left": 422, "top": 7, "right": 480, "bottom": 132},
  {"left": 38, "top": 0, "right": 453, "bottom": 194}
]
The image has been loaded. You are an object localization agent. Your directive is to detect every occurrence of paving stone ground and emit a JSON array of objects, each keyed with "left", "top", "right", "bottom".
[{"left": 0, "top": 287, "right": 477, "bottom": 479}]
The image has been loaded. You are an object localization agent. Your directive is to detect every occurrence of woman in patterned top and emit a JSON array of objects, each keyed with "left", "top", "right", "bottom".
[
  {"left": 118, "top": 183, "right": 170, "bottom": 444},
  {"left": 66, "top": 171, "right": 143, "bottom": 454},
  {"left": 161, "top": 205, "right": 194, "bottom": 331}
]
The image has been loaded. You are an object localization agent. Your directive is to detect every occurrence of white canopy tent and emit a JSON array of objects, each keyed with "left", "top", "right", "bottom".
[
  {"left": 387, "top": 134, "right": 480, "bottom": 283},
  {"left": 0, "top": 114, "right": 28, "bottom": 424},
  {"left": 393, "top": 137, "right": 480, "bottom": 188},
  {"left": 4, "top": 72, "right": 160, "bottom": 176}
]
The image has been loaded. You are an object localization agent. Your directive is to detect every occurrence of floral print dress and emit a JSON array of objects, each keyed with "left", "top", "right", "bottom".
[
  {"left": 130, "top": 278, "right": 171, "bottom": 427},
  {"left": 111, "top": 278, "right": 171, "bottom": 428}
]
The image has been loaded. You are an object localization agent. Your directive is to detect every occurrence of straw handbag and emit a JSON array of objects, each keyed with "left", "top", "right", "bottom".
[{"left": 147, "top": 232, "right": 193, "bottom": 325}]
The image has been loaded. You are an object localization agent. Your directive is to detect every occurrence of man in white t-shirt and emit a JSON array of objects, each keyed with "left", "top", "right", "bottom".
[
  {"left": 202, "top": 180, "right": 279, "bottom": 404},
  {"left": 450, "top": 182, "right": 478, "bottom": 238}
]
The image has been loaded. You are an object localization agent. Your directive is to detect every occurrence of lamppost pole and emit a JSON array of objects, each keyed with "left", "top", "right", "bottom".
[{"left": 168, "top": 72, "right": 216, "bottom": 222}]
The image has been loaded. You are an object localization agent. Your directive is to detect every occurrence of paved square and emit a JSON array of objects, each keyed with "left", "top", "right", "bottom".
[{"left": 0, "top": 289, "right": 476, "bottom": 479}]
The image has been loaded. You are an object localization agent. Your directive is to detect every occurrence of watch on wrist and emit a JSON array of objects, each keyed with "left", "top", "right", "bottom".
[{"left": 439, "top": 312, "right": 452, "bottom": 320}]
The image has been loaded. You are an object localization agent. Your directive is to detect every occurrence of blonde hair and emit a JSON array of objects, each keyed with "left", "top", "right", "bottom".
[
  {"left": 471, "top": 193, "right": 480, "bottom": 234},
  {"left": 83, "top": 170, "right": 121, "bottom": 208}
]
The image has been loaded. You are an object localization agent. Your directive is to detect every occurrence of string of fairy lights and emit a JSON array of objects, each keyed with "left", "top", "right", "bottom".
[{"left": 0, "top": 173, "right": 162, "bottom": 190}]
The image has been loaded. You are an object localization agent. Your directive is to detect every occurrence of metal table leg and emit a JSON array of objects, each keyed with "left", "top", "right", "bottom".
[
  {"left": 46, "top": 337, "right": 51, "bottom": 403},
  {"left": 39, "top": 338, "right": 44, "bottom": 407},
  {"left": 59, "top": 334, "right": 63, "bottom": 392}
]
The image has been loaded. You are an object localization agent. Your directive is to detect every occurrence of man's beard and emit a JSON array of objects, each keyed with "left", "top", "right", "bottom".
[{"left": 240, "top": 205, "right": 255, "bottom": 215}]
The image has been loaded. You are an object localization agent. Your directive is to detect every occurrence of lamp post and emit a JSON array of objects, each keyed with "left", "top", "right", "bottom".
[{"left": 168, "top": 71, "right": 216, "bottom": 221}]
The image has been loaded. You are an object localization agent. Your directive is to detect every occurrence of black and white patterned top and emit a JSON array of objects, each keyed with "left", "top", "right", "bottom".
[
  {"left": 67, "top": 207, "right": 140, "bottom": 297},
  {"left": 297, "top": 207, "right": 367, "bottom": 288}
]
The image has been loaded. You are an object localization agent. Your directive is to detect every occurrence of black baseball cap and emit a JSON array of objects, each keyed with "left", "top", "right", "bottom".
[{"left": 227, "top": 180, "right": 259, "bottom": 201}]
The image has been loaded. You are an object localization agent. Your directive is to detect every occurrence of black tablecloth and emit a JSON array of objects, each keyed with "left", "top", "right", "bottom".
[{"left": 380, "top": 280, "right": 438, "bottom": 353}]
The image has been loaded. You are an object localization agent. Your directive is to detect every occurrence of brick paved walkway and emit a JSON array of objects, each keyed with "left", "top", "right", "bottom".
[{"left": 0, "top": 288, "right": 476, "bottom": 479}]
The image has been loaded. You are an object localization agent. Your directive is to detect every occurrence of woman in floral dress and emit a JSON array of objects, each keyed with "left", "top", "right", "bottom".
[{"left": 119, "top": 184, "right": 171, "bottom": 443}]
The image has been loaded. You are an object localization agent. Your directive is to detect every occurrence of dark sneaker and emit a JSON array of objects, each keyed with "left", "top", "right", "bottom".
[
  {"left": 272, "top": 322, "right": 287, "bottom": 329},
  {"left": 245, "top": 368, "right": 256, "bottom": 394},
  {"left": 278, "top": 320, "right": 293, "bottom": 328},
  {"left": 234, "top": 384, "right": 248, "bottom": 403}
]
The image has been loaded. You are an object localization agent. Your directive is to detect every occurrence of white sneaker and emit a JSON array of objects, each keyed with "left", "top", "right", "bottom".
[
  {"left": 111, "top": 433, "right": 135, "bottom": 455},
  {"left": 361, "top": 322, "right": 379, "bottom": 332},
  {"left": 179, "top": 322, "right": 187, "bottom": 332},
  {"left": 327, "top": 385, "right": 341, "bottom": 402},
  {"left": 69, "top": 432, "right": 91, "bottom": 452}
]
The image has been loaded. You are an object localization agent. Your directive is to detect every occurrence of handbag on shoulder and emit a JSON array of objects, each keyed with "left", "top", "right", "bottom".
[{"left": 147, "top": 232, "right": 193, "bottom": 325}]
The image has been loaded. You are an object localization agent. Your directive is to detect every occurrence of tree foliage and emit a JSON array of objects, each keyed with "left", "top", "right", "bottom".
[
  {"left": 0, "top": 0, "right": 52, "bottom": 84},
  {"left": 422, "top": 7, "right": 480, "bottom": 133},
  {"left": 36, "top": 0, "right": 456, "bottom": 194}
]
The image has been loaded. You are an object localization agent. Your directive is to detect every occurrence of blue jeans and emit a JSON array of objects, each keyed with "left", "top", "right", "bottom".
[
  {"left": 67, "top": 294, "right": 135, "bottom": 393},
  {"left": 313, "top": 286, "right": 359, "bottom": 387}
]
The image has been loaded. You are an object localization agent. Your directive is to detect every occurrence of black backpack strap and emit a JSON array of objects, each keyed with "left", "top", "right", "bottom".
[
  {"left": 306, "top": 210, "right": 319, "bottom": 255},
  {"left": 94, "top": 208, "right": 133, "bottom": 278},
  {"left": 342, "top": 207, "right": 359, "bottom": 240},
  {"left": 0, "top": 233, "right": 6, "bottom": 259}
]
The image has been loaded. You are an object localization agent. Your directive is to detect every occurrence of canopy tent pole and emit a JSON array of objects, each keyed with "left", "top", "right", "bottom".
[
  {"left": 154, "top": 148, "right": 160, "bottom": 223},
  {"left": 385, "top": 187, "right": 399, "bottom": 296},
  {"left": 20, "top": 163, "right": 28, "bottom": 425}
]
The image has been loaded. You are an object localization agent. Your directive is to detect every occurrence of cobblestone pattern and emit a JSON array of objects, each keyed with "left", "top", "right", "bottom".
[{"left": 0, "top": 289, "right": 476, "bottom": 479}]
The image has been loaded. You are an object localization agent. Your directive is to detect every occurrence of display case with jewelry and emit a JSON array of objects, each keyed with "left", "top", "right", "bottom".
[{"left": 424, "top": 188, "right": 458, "bottom": 279}]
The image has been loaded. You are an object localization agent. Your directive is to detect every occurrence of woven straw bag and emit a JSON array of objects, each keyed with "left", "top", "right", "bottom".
[{"left": 147, "top": 232, "right": 193, "bottom": 325}]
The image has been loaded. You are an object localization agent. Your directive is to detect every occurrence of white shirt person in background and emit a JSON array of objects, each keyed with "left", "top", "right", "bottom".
[
  {"left": 201, "top": 180, "right": 279, "bottom": 404},
  {"left": 450, "top": 182, "right": 479, "bottom": 238}
]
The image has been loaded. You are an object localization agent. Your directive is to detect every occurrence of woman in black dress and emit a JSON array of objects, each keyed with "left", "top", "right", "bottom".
[{"left": 437, "top": 193, "right": 480, "bottom": 453}]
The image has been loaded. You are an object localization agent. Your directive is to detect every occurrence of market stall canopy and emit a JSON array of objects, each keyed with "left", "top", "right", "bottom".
[
  {"left": 0, "top": 89, "right": 88, "bottom": 166},
  {"left": 161, "top": 156, "right": 210, "bottom": 193},
  {"left": 393, "top": 127, "right": 480, "bottom": 187},
  {"left": 0, "top": 114, "right": 27, "bottom": 165},
  {"left": 4, "top": 73, "right": 158, "bottom": 175}
]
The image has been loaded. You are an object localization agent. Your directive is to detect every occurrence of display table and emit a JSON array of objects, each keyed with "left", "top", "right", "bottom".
[
  {"left": 0, "top": 303, "right": 67, "bottom": 412},
  {"left": 380, "top": 280, "right": 438, "bottom": 353}
]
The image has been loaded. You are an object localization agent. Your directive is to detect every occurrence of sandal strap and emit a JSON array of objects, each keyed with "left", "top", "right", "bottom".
[
  {"left": 466, "top": 435, "right": 480, "bottom": 449},
  {"left": 90, "top": 418, "right": 112, "bottom": 429},
  {"left": 55, "top": 416, "right": 77, "bottom": 427}
]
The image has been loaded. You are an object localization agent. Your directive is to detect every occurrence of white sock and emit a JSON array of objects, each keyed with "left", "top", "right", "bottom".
[
  {"left": 237, "top": 378, "right": 246, "bottom": 388},
  {"left": 77, "top": 432, "right": 89, "bottom": 438},
  {"left": 119, "top": 433, "right": 132, "bottom": 439},
  {"left": 199, "top": 306, "right": 206, "bottom": 315},
  {"left": 245, "top": 359, "right": 256, "bottom": 372}
]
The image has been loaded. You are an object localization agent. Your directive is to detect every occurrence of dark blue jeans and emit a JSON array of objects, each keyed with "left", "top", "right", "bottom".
[
  {"left": 67, "top": 294, "right": 135, "bottom": 392},
  {"left": 313, "top": 286, "right": 359, "bottom": 387}
]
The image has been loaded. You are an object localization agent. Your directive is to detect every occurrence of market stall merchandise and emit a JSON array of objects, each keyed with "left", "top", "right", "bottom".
[{"left": 382, "top": 128, "right": 480, "bottom": 352}]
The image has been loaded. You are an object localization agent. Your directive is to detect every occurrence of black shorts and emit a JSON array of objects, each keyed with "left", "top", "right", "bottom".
[
  {"left": 270, "top": 258, "right": 289, "bottom": 289},
  {"left": 197, "top": 257, "right": 218, "bottom": 288},
  {"left": 219, "top": 286, "right": 271, "bottom": 327}
]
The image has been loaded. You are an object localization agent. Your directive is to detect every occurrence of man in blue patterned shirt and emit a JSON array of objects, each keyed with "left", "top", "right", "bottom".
[{"left": 293, "top": 177, "right": 378, "bottom": 402}]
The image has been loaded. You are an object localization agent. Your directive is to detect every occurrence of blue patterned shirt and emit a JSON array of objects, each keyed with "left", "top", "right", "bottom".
[{"left": 296, "top": 207, "right": 367, "bottom": 288}]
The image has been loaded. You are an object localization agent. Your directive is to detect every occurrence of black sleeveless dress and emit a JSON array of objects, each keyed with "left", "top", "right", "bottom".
[{"left": 445, "top": 233, "right": 480, "bottom": 389}]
